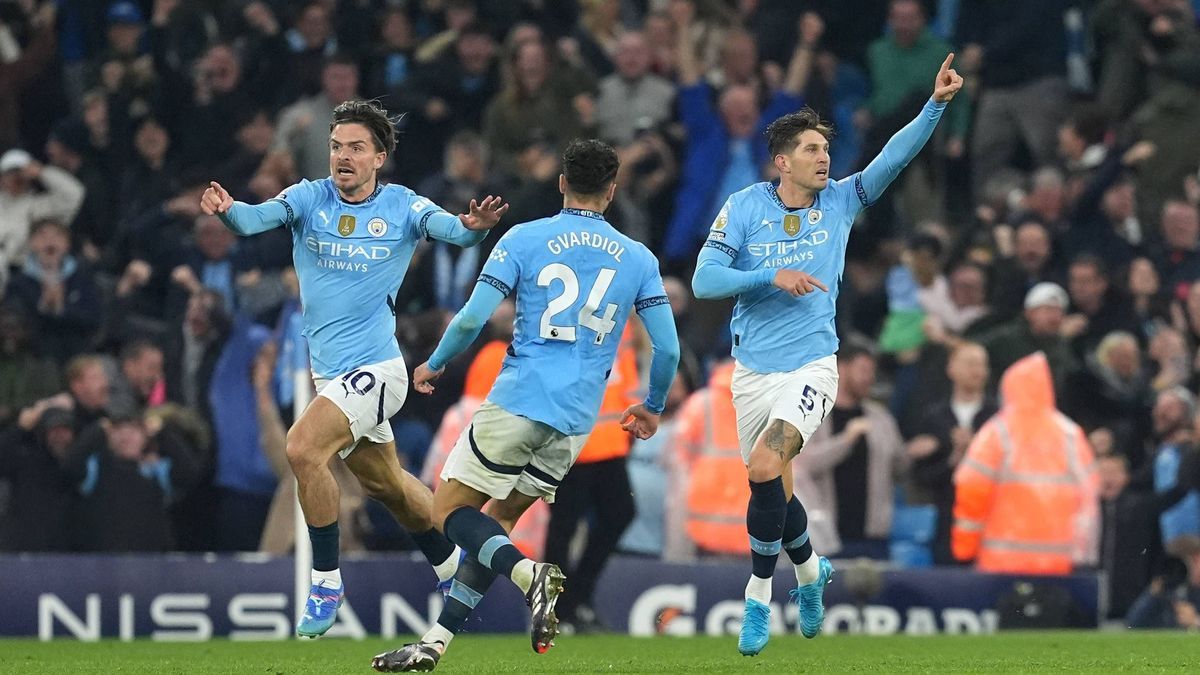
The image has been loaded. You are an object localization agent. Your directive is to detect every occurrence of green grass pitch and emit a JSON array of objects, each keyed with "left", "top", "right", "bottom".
[{"left": 3, "top": 632, "right": 1199, "bottom": 674}]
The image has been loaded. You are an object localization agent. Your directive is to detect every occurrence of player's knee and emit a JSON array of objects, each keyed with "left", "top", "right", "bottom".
[
  {"left": 746, "top": 458, "right": 782, "bottom": 484},
  {"left": 285, "top": 427, "right": 318, "bottom": 474},
  {"left": 746, "top": 447, "right": 786, "bottom": 484}
]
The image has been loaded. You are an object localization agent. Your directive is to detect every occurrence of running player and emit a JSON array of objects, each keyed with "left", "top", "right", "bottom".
[
  {"left": 370, "top": 139, "right": 680, "bottom": 672},
  {"left": 692, "top": 55, "right": 964, "bottom": 655},
  {"left": 200, "top": 99, "right": 508, "bottom": 637}
]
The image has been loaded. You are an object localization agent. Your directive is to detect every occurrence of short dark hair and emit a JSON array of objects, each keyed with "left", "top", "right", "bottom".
[
  {"left": 29, "top": 218, "right": 68, "bottom": 237},
  {"left": 765, "top": 108, "right": 834, "bottom": 157},
  {"left": 120, "top": 339, "right": 161, "bottom": 364},
  {"left": 1066, "top": 104, "right": 1109, "bottom": 147},
  {"left": 562, "top": 139, "right": 619, "bottom": 196},
  {"left": 909, "top": 233, "right": 943, "bottom": 259},
  {"left": 324, "top": 52, "right": 359, "bottom": 72},
  {"left": 1070, "top": 253, "right": 1107, "bottom": 277},
  {"left": 837, "top": 341, "right": 875, "bottom": 365},
  {"left": 329, "top": 99, "right": 397, "bottom": 155}
]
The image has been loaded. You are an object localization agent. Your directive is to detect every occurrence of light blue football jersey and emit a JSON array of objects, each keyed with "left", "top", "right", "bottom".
[
  {"left": 478, "top": 208, "right": 668, "bottom": 435},
  {"left": 271, "top": 178, "right": 451, "bottom": 378},
  {"left": 704, "top": 179, "right": 867, "bottom": 373}
]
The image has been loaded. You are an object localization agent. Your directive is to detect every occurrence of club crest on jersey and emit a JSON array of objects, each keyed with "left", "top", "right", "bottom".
[
  {"left": 337, "top": 214, "right": 356, "bottom": 237},
  {"left": 367, "top": 217, "right": 388, "bottom": 237},
  {"left": 809, "top": 209, "right": 823, "bottom": 225},
  {"left": 784, "top": 214, "right": 802, "bottom": 236}
]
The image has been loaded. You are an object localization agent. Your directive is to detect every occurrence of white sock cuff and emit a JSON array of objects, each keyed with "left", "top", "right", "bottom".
[
  {"left": 433, "top": 546, "right": 462, "bottom": 581},
  {"left": 795, "top": 553, "right": 820, "bottom": 585},
  {"left": 312, "top": 568, "right": 342, "bottom": 588}
]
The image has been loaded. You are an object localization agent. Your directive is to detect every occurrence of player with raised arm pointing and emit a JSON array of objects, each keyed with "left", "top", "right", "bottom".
[
  {"left": 692, "top": 55, "right": 963, "bottom": 655},
  {"left": 370, "top": 140, "right": 680, "bottom": 672},
  {"left": 200, "top": 99, "right": 508, "bottom": 638}
]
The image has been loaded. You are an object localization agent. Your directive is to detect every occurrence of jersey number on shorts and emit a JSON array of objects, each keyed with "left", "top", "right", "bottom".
[
  {"left": 536, "top": 263, "right": 618, "bottom": 345},
  {"left": 340, "top": 369, "right": 377, "bottom": 396}
]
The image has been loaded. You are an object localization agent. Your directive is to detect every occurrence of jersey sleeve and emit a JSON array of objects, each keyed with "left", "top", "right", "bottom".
[
  {"left": 844, "top": 98, "right": 946, "bottom": 213},
  {"left": 634, "top": 248, "right": 669, "bottom": 313},
  {"left": 269, "top": 179, "right": 323, "bottom": 228},
  {"left": 692, "top": 196, "right": 774, "bottom": 299},
  {"left": 407, "top": 190, "right": 487, "bottom": 247},
  {"left": 700, "top": 198, "right": 742, "bottom": 262},
  {"left": 476, "top": 229, "right": 522, "bottom": 297}
]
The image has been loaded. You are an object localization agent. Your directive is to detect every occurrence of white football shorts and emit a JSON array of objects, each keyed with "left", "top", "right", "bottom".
[
  {"left": 313, "top": 356, "right": 409, "bottom": 458},
  {"left": 440, "top": 401, "right": 589, "bottom": 503},
  {"left": 730, "top": 355, "right": 839, "bottom": 462}
]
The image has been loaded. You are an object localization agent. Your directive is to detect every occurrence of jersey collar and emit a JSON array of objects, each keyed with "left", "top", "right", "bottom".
[
  {"left": 766, "top": 182, "right": 818, "bottom": 212},
  {"left": 337, "top": 180, "right": 384, "bottom": 205},
  {"left": 561, "top": 207, "right": 606, "bottom": 220}
]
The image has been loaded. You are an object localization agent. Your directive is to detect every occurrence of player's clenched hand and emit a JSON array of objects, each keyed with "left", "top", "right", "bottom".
[
  {"left": 620, "top": 403, "right": 660, "bottom": 441},
  {"left": 932, "top": 53, "right": 963, "bottom": 103},
  {"left": 458, "top": 195, "right": 510, "bottom": 231},
  {"left": 200, "top": 181, "right": 234, "bottom": 215},
  {"left": 412, "top": 361, "right": 444, "bottom": 395},
  {"left": 773, "top": 269, "right": 827, "bottom": 297}
]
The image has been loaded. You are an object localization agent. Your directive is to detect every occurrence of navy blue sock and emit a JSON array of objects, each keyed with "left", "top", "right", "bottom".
[
  {"left": 308, "top": 521, "right": 340, "bottom": 572},
  {"left": 437, "top": 556, "right": 498, "bottom": 634},
  {"left": 443, "top": 506, "right": 527, "bottom": 579},
  {"left": 781, "top": 496, "right": 815, "bottom": 564},
  {"left": 412, "top": 527, "right": 456, "bottom": 567},
  {"left": 746, "top": 477, "right": 786, "bottom": 578}
]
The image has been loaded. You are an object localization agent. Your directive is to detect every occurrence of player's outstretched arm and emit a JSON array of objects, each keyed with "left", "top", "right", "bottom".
[
  {"left": 412, "top": 282, "right": 507, "bottom": 394},
  {"left": 857, "top": 53, "right": 963, "bottom": 206},
  {"left": 424, "top": 196, "right": 510, "bottom": 248},
  {"left": 200, "top": 181, "right": 287, "bottom": 235},
  {"left": 621, "top": 302, "right": 680, "bottom": 440}
]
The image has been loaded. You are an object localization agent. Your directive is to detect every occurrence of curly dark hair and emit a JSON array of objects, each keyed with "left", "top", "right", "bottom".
[
  {"left": 765, "top": 107, "right": 835, "bottom": 157},
  {"left": 329, "top": 99, "right": 397, "bottom": 155},
  {"left": 562, "top": 139, "right": 620, "bottom": 196}
]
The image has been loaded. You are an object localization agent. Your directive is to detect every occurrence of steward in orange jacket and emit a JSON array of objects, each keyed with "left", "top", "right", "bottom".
[
  {"left": 672, "top": 360, "right": 748, "bottom": 555},
  {"left": 952, "top": 352, "right": 1099, "bottom": 574}
]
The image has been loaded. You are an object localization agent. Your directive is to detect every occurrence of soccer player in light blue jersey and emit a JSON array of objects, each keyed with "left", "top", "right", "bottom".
[
  {"left": 371, "top": 140, "right": 680, "bottom": 672},
  {"left": 198, "top": 100, "right": 509, "bottom": 638},
  {"left": 692, "top": 55, "right": 964, "bottom": 655}
]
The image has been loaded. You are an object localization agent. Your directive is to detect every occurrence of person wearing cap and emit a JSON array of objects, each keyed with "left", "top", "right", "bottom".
[
  {"left": 977, "top": 281, "right": 1079, "bottom": 394},
  {"left": 0, "top": 401, "right": 78, "bottom": 551},
  {"left": 88, "top": 1, "right": 153, "bottom": 96},
  {"left": 0, "top": 148, "right": 86, "bottom": 277}
]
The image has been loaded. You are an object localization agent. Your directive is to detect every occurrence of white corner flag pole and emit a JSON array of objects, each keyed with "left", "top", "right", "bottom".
[{"left": 293, "top": 366, "right": 314, "bottom": 628}]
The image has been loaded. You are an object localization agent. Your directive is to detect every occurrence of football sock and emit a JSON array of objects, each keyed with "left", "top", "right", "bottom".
[
  {"left": 747, "top": 477, "right": 786, "bottom": 581},
  {"left": 312, "top": 568, "right": 342, "bottom": 589},
  {"left": 435, "top": 556, "right": 498, "bottom": 638},
  {"left": 308, "top": 521, "right": 340, "bottom": 573},
  {"left": 782, "top": 496, "right": 819, "bottom": 585},
  {"left": 443, "top": 506, "right": 531, "bottom": 591},
  {"left": 421, "top": 624, "right": 453, "bottom": 652},
  {"left": 746, "top": 574, "right": 773, "bottom": 604},
  {"left": 412, "top": 528, "right": 458, "bottom": 580}
]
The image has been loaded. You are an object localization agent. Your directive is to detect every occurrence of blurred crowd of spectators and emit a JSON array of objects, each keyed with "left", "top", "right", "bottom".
[{"left": 1, "top": 0, "right": 1200, "bottom": 629}]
